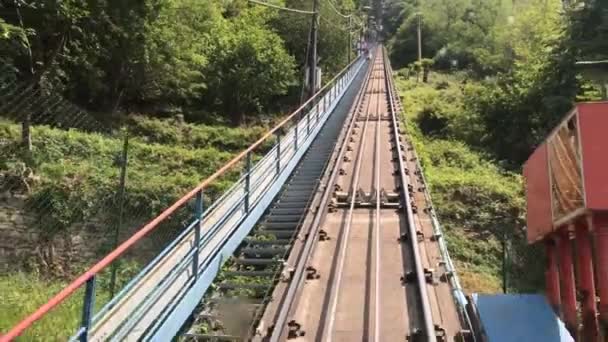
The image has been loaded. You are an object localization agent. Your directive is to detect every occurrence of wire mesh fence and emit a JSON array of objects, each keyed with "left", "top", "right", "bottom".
[{"left": 0, "top": 64, "right": 245, "bottom": 339}]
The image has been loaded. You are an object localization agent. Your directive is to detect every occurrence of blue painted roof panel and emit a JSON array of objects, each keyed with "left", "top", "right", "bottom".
[{"left": 472, "top": 294, "right": 573, "bottom": 342}]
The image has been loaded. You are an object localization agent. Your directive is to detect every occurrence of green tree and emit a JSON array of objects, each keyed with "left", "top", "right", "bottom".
[
  {"left": 205, "top": 8, "right": 296, "bottom": 125},
  {"left": 469, "top": 0, "right": 577, "bottom": 166},
  {"left": 569, "top": 0, "right": 608, "bottom": 60},
  {"left": 0, "top": 0, "right": 90, "bottom": 150}
]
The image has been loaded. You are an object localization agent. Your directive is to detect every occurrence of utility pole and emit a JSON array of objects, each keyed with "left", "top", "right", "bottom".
[
  {"left": 348, "top": 15, "right": 352, "bottom": 63},
  {"left": 416, "top": 0, "right": 422, "bottom": 82},
  {"left": 308, "top": 0, "right": 320, "bottom": 99},
  {"left": 417, "top": 5, "right": 422, "bottom": 63}
]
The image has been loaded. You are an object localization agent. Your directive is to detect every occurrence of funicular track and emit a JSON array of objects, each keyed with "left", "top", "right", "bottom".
[{"left": 249, "top": 48, "right": 471, "bottom": 342}]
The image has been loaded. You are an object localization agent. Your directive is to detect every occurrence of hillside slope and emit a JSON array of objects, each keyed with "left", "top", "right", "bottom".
[{"left": 395, "top": 71, "right": 544, "bottom": 294}]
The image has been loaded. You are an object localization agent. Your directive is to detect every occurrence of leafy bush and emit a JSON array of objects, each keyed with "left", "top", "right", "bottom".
[
  {"left": 397, "top": 72, "right": 544, "bottom": 294},
  {"left": 126, "top": 115, "right": 269, "bottom": 152},
  {"left": 0, "top": 119, "right": 254, "bottom": 253}
]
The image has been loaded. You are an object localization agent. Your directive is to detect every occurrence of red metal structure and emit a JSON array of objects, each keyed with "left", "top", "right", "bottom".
[{"left": 524, "top": 102, "right": 608, "bottom": 341}]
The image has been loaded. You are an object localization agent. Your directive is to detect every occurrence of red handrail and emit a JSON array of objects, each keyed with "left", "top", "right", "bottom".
[{"left": 0, "top": 56, "right": 361, "bottom": 341}]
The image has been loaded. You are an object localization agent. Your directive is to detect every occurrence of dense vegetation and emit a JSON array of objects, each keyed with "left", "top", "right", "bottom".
[
  {"left": 387, "top": 0, "right": 607, "bottom": 166},
  {"left": 0, "top": 0, "right": 361, "bottom": 125},
  {"left": 396, "top": 73, "right": 542, "bottom": 293},
  {"left": 387, "top": 0, "right": 607, "bottom": 292}
]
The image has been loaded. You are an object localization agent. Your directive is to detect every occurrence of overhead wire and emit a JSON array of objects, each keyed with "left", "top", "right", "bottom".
[
  {"left": 319, "top": 1, "right": 364, "bottom": 33},
  {"left": 248, "top": 0, "right": 316, "bottom": 15},
  {"left": 325, "top": 0, "right": 351, "bottom": 18},
  {"left": 322, "top": 0, "right": 365, "bottom": 30}
]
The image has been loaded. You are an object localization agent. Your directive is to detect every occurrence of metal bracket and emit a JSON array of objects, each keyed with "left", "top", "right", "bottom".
[
  {"left": 407, "top": 328, "right": 424, "bottom": 342},
  {"left": 440, "top": 270, "right": 452, "bottom": 283},
  {"left": 379, "top": 188, "right": 401, "bottom": 208},
  {"left": 435, "top": 325, "right": 447, "bottom": 342},
  {"left": 397, "top": 233, "right": 408, "bottom": 243},
  {"left": 401, "top": 272, "right": 416, "bottom": 284},
  {"left": 455, "top": 329, "right": 474, "bottom": 342},
  {"left": 416, "top": 230, "right": 425, "bottom": 242},
  {"left": 392, "top": 155, "right": 406, "bottom": 162},
  {"left": 281, "top": 266, "right": 295, "bottom": 282},
  {"left": 402, "top": 268, "right": 436, "bottom": 285},
  {"left": 424, "top": 268, "right": 436, "bottom": 284},
  {"left": 287, "top": 320, "right": 305, "bottom": 339}
]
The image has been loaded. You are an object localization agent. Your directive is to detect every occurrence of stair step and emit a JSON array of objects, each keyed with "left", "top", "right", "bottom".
[
  {"left": 268, "top": 207, "right": 307, "bottom": 215},
  {"left": 240, "top": 246, "right": 289, "bottom": 257},
  {"left": 223, "top": 270, "right": 277, "bottom": 277},
  {"left": 265, "top": 214, "right": 302, "bottom": 222},
  {"left": 244, "top": 238, "right": 291, "bottom": 246},
  {"left": 256, "top": 230, "right": 296, "bottom": 238},
  {"left": 234, "top": 258, "right": 281, "bottom": 266},
  {"left": 261, "top": 222, "right": 298, "bottom": 230}
]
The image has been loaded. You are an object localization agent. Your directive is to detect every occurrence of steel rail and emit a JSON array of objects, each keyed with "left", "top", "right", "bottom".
[
  {"left": 0, "top": 56, "right": 363, "bottom": 342},
  {"left": 373, "top": 51, "right": 382, "bottom": 342},
  {"left": 383, "top": 53, "right": 476, "bottom": 339},
  {"left": 267, "top": 56, "right": 374, "bottom": 342},
  {"left": 383, "top": 48, "right": 437, "bottom": 341},
  {"left": 323, "top": 49, "right": 377, "bottom": 342}
]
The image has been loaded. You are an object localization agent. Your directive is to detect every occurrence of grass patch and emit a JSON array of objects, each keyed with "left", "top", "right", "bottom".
[
  {"left": 0, "top": 273, "right": 85, "bottom": 340},
  {"left": 0, "top": 117, "right": 270, "bottom": 337}
]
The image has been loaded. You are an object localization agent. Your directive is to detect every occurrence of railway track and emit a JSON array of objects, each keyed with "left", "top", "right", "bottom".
[
  {"left": 184, "top": 46, "right": 470, "bottom": 342},
  {"left": 258, "top": 48, "right": 469, "bottom": 342}
]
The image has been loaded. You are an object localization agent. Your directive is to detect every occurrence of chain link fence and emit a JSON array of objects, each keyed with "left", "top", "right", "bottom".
[{"left": 0, "top": 64, "right": 252, "bottom": 339}]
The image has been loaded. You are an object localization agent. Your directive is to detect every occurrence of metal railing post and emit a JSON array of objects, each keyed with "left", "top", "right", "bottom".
[
  {"left": 307, "top": 106, "right": 311, "bottom": 136},
  {"left": 193, "top": 190, "right": 203, "bottom": 279},
  {"left": 245, "top": 152, "right": 251, "bottom": 213},
  {"left": 323, "top": 94, "right": 326, "bottom": 113},
  {"left": 294, "top": 121, "right": 299, "bottom": 151},
  {"left": 276, "top": 132, "right": 281, "bottom": 175},
  {"left": 79, "top": 276, "right": 97, "bottom": 342}
]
